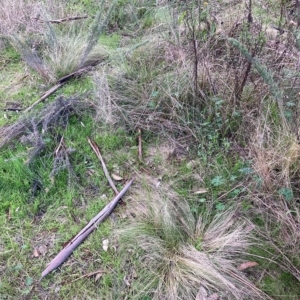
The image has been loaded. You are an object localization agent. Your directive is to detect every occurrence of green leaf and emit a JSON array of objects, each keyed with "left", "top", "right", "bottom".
[
  {"left": 211, "top": 176, "right": 225, "bottom": 187},
  {"left": 25, "top": 277, "right": 33, "bottom": 286},
  {"left": 215, "top": 202, "right": 225, "bottom": 211},
  {"left": 151, "top": 91, "right": 159, "bottom": 97},
  {"left": 148, "top": 100, "right": 156, "bottom": 108},
  {"left": 278, "top": 188, "right": 293, "bottom": 201},
  {"left": 239, "top": 167, "right": 253, "bottom": 174}
]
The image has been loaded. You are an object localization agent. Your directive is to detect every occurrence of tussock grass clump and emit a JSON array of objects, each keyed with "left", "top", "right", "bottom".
[
  {"left": 117, "top": 183, "right": 266, "bottom": 299},
  {"left": 44, "top": 24, "right": 108, "bottom": 80},
  {"left": 5, "top": 0, "right": 116, "bottom": 82},
  {"left": 0, "top": 1, "right": 44, "bottom": 35},
  {"left": 250, "top": 121, "right": 300, "bottom": 189}
]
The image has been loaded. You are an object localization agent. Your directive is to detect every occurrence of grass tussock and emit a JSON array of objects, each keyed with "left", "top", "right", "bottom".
[
  {"left": 4, "top": 0, "right": 116, "bottom": 82},
  {"left": 0, "top": 1, "right": 44, "bottom": 36},
  {"left": 117, "top": 182, "right": 266, "bottom": 299},
  {"left": 250, "top": 120, "right": 300, "bottom": 189}
]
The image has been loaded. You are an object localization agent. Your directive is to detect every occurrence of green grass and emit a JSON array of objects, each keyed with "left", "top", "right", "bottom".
[
  {"left": 1, "top": 0, "right": 300, "bottom": 299},
  {"left": 0, "top": 120, "right": 136, "bottom": 298}
]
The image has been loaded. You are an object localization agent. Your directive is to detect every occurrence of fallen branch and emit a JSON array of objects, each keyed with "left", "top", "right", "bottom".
[
  {"left": 3, "top": 108, "right": 23, "bottom": 112},
  {"left": 71, "top": 269, "right": 106, "bottom": 283},
  {"left": 137, "top": 128, "right": 142, "bottom": 161},
  {"left": 57, "top": 66, "right": 94, "bottom": 84},
  {"left": 34, "top": 15, "right": 88, "bottom": 24},
  {"left": 54, "top": 136, "right": 65, "bottom": 157},
  {"left": 41, "top": 178, "right": 135, "bottom": 279},
  {"left": 88, "top": 138, "right": 119, "bottom": 195},
  {"left": 24, "top": 83, "right": 64, "bottom": 113},
  {"left": 24, "top": 66, "right": 95, "bottom": 113}
]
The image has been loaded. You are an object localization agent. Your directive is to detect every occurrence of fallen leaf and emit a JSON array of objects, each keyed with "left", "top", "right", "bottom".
[
  {"left": 194, "top": 188, "right": 208, "bottom": 194},
  {"left": 102, "top": 239, "right": 109, "bottom": 252},
  {"left": 132, "top": 268, "right": 138, "bottom": 279},
  {"left": 111, "top": 174, "right": 123, "bottom": 181},
  {"left": 123, "top": 275, "right": 130, "bottom": 286},
  {"left": 95, "top": 272, "right": 103, "bottom": 282},
  {"left": 33, "top": 248, "right": 40, "bottom": 258},
  {"left": 238, "top": 261, "right": 259, "bottom": 271}
]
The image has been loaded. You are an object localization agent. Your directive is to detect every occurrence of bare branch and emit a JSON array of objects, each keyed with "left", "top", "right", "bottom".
[
  {"left": 88, "top": 138, "right": 119, "bottom": 195},
  {"left": 33, "top": 15, "right": 88, "bottom": 24},
  {"left": 137, "top": 128, "right": 142, "bottom": 161},
  {"left": 41, "top": 178, "right": 135, "bottom": 279},
  {"left": 24, "top": 83, "right": 64, "bottom": 113}
]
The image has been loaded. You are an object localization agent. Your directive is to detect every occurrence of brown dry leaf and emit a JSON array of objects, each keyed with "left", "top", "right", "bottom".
[
  {"left": 194, "top": 188, "right": 208, "bottom": 194},
  {"left": 95, "top": 272, "right": 103, "bottom": 282},
  {"left": 33, "top": 248, "right": 40, "bottom": 258},
  {"left": 111, "top": 173, "right": 123, "bottom": 181},
  {"left": 238, "top": 261, "right": 259, "bottom": 271},
  {"left": 132, "top": 268, "right": 138, "bottom": 279},
  {"left": 123, "top": 275, "right": 131, "bottom": 287}
]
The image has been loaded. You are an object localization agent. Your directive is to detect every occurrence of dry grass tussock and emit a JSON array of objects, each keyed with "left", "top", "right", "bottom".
[
  {"left": 109, "top": 36, "right": 197, "bottom": 139},
  {"left": 44, "top": 25, "right": 108, "bottom": 80},
  {"left": 0, "top": 0, "right": 79, "bottom": 37},
  {"left": 0, "top": 1, "right": 44, "bottom": 36},
  {"left": 116, "top": 181, "right": 267, "bottom": 299},
  {"left": 3, "top": 0, "right": 114, "bottom": 82},
  {"left": 252, "top": 194, "right": 300, "bottom": 282},
  {"left": 250, "top": 119, "right": 300, "bottom": 189},
  {"left": 248, "top": 116, "right": 300, "bottom": 281}
]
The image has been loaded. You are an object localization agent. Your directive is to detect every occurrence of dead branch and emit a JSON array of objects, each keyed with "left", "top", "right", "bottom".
[
  {"left": 137, "top": 128, "right": 142, "bottom": 161},
  {"left": 24, "top": 83, "right": 64, "bottom": 113},
  {"left": 24, "top": 66, "right": 96, "bottom": 113},
  {"left": 33, "top": 15, "right": 88, "bottom": 24},
  {"left": 88, "top": 138, "right": 119, "bottom": 195},
  {"left": 55, "top": 136, "right": 65, "bottom": 157},
  {"left": 57, "top": 66, "right": 94, "bottom": 84},
  {"left": 3, "top": 108, "right": 23, "bottom": 112},
  {"left": 41, "top": 178, "right": 135, "bottom": 279}
]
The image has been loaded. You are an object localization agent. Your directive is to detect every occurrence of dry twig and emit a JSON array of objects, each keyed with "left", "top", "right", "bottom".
[
  {"left": 24, "top": 83, "right": 64, "bottom": 113},
  {"left": 137, "top": 128, "right": 142, "bottom": 161},
  {"left": 24, "top": 66, "right": 96, "bottom": 113},
  {"left": 88, "top": 138, "right": 119, "bottom": 195},
  {"left": 33, "top": 15, "right": 88, "bottom": 24}
]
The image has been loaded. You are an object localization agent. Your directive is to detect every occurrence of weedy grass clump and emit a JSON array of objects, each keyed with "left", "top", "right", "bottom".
[
  {"left": 4, "top": 0, "right": 116, "bottom": 83},
  {"left": 116, "top": 183, "right": 266, "bottom": 300}
]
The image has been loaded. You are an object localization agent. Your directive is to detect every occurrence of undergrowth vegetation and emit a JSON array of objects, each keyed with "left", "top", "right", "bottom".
[{"left": 1, "top": 0, "right": 300, "bottom": 299}]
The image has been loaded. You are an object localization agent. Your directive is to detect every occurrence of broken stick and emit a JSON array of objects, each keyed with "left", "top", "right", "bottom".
[
  {"left": 137, "top": 128, "right": 142, "bottom": 161},
  {"left": 41, "top": 178, "right": 135, "bottom": 279},
  {"left": 34, "top": 15, "right": 88, "bottom": 24},
  {"left": 24, "top": 66, "right": 98, "bottom": 113},
  {"left": 88, "top": 138, "right": 119, "bottom": 195},
  {"left": 24, "top": 83, "right": 64, "bottom": 113}
]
